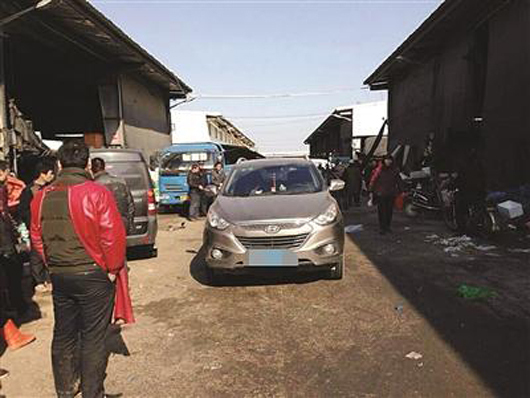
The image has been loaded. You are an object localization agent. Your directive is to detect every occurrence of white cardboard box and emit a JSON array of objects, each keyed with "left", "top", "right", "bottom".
[{"left": 497, "top": 200, "right": 524, "bottom": 219}]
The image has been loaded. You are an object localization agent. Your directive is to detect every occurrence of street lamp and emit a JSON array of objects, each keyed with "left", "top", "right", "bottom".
[{"left": 0, "top": 0, "right": 55, "bottom": 27}]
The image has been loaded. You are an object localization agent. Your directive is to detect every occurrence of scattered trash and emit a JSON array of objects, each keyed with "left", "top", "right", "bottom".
[
  {"left": 457, "top": 284, "right": 498, "bottom": 300},
  {"left": 206, "top": 362, "right": 222, "bottom": 371},
  {"left": 474, "top": 245, "right": 497, "bottom": 251},
  {"left": 345, "top": 224, "right": 364, "bottom": 234},
  {"left": 405, "top": 351, "right": 423, "bottom": 360},
  {"left": 497, "top": 200, "right": 524, "bottom": 219},
  {"left": 427, "top": 234, "right": 500, "bottom": 255},
  {"left": 425, "top": 234, "right": 439, "bottom": 240},
  {"left": 168, "top": 222, "right": 186, "bottom": 232},
  {"left": 509, "top": 248, "right": 530, "bottom": 254},
  {"left": 404, "top": 227, "right": 411, "bottom": 231},
  {"left": 418, "top": 362, "right": 424, "bottom": 368},
  {"left": 394, "top": 304, "right": 404, "bottom": 315}
]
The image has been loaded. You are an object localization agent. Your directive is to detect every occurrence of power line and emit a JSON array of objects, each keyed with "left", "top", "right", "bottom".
[
  {"left": 228, "top": 112, "right": 329, "bottom": 120},
  {"left": 189, "top": 87, "right": 363, "bottom": 99},
  {"left": 93, "top": 1, "right": 439, "bottom": 4},
  {"left": 243, "top": 118, "right": 326, "bottom": 128}
]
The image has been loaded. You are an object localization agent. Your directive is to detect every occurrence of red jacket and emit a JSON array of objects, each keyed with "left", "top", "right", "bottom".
[
  {"left": 369, "top": 163, "right": 402, "bottom": 197},
  {"left": 30, "top": 180, "right": 135, "bottom": 324}
]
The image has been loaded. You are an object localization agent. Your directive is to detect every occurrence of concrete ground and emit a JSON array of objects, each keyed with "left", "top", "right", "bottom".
[{"left": 1, "top": 206, "right": 529, "bottom": 397}]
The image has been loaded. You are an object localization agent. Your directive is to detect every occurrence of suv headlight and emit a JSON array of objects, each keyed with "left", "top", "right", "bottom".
[
  {"left": 313, "top": 204, "right": 338, "bottom": 226},
  {"left": 208, "top": 209, "right": 230, "bottom": 230}
]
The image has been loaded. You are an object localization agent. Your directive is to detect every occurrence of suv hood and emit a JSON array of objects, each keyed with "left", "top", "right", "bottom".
[{"left": 214, "top": 191, "right": 333, "bottom": 224}]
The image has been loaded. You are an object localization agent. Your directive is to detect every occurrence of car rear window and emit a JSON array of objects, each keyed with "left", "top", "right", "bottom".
[{"left": 104, "top": 162, "right": 151, "bottom": 191}]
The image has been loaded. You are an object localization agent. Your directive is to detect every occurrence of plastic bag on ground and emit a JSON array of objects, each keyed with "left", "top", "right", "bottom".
[{"left": 345, "top": 224, "right": 364, "bottom": 234}]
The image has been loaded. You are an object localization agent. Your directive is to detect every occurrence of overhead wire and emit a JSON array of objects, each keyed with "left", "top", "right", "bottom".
[{"left": 94, "top": 1, "right": 440, "bottom": 4}]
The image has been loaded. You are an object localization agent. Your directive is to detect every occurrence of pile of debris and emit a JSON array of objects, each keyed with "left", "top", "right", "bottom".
[{"left": 425, "top": 234, "right": 497, "bottom": 257}]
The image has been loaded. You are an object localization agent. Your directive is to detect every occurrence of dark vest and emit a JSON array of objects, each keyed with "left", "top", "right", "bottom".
[{"left": 41, "top": 168, "right": 94, "bottom": 273}]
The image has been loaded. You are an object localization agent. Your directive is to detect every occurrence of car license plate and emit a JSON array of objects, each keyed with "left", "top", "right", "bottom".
[{"left": 247, "top": 250, "right": 298, "bottom": 267}]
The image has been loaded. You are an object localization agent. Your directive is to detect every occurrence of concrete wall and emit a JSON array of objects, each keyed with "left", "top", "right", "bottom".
[{"left": 123, "top": 126, "right": 171, "bottom": 160}]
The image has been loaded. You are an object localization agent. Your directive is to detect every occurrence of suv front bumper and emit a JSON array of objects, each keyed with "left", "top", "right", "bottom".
[{"left": 203, "top": 220, "right": 344, "bottom": 271}]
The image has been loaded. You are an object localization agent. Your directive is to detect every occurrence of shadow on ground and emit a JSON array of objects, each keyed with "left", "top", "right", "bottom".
[
  {"left": 345, "top": 206, "right": 530, "bottom": 397},
  {"left": 189, "top": 246, "right": 326, "bottom": 287}
]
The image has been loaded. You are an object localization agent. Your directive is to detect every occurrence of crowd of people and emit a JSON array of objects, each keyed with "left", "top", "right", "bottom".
[
  {"left": 0, "top": 140, "right": 135, "bottom": 398},
  {"left": 318, "top": 152, "right": 404, "bottom": 235}
]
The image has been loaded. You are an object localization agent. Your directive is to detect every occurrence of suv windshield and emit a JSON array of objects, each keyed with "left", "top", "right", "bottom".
[
  {"left": 224, "top": 163, "right": 324, "bottom": 197},
  {"left": 160, "top": 152, "right": 214, "bottom": 175}
]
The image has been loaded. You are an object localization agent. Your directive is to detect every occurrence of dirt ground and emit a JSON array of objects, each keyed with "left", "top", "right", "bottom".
[{"left": 1, "top": 206, "right": 529, "bottom": 397}]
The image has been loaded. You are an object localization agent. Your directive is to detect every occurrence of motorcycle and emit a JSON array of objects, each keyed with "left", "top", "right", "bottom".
[{"left": 403, "top": 172, "right": 459, "bottom": 231}]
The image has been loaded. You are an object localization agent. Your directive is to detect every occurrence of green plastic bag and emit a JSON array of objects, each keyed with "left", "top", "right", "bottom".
[{"left": 457, "top": 284, "right": 498, "bottom": 300}]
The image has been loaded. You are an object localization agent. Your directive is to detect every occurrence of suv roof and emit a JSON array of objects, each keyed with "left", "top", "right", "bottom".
[{"left": 233, "top": 158, "right": 312, "bottom": 167}]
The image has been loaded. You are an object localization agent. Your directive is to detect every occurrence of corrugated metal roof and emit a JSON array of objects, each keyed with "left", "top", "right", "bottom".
[
  {"left": 364, "top": 0, "right": 507, "bottom": 89},
  {"left": 1, "top": 0, "right": 192, "bottom": 98}
]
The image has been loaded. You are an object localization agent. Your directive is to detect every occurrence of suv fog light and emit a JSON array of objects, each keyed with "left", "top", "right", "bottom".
[
  {"left": 323, "top": 244, "right": 336, "bottom": 255},
  {"left": 212, "top": 249, "right": 223, "bottom": 260}
]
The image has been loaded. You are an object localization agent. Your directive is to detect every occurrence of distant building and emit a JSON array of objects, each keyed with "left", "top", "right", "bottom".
[
  {"left": 304, "top": 101, "right": 387, "bottom": 160},
  {"left": 171, "top": 110, "right": 255, "bottom": 149},
  {"left": 364, "top": 0, "right": 530, "bottom": 190}
]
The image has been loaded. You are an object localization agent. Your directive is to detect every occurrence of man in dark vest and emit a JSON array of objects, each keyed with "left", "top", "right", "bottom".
[{"left": 31, "top": 141, "right": 129, "bottom": 398}]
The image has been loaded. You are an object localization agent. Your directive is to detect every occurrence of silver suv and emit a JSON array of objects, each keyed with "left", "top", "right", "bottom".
[{"left": 203, "top": 158, "right": 345, "bottom": 281}]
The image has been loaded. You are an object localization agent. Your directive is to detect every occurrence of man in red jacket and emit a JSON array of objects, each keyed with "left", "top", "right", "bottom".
[{"left": 31, "top": 140, "right": 129, "bottom": 398}]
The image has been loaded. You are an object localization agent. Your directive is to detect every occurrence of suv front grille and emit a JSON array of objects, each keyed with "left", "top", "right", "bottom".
[
  {"left": 236, "top": 233, "right": 309, "bottom": 249},
  {"left": 239, "top": 223, "right": 304, "bottom": 231}
]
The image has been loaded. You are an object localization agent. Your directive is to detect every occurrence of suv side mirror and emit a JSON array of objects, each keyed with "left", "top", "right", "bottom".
[{"left": 329, "top": 179, "right": 345, "bottom": 191}]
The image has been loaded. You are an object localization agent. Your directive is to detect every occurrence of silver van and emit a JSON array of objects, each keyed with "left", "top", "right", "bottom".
[{"left": 90, "top": 149, "right": 158, "bottom": 257}]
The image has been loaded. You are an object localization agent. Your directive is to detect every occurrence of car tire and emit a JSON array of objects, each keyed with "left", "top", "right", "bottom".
[
  {"left": 328, "top": 258, "right": 344, "bottom": 280},
  {"left": 205, "top": 265, "right": 218, "bottom": 285},
  {"left": 148, "top": 245, "right": 158, "bottom": 258}
]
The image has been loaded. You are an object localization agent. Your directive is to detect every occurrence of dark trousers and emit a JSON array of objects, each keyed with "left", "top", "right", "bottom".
[
  {"left": 200, "top": 193, "right": 208, "bottom": 216},
  {"left": 377, "top": 195, "right": 395, "bottom": 232},
  {"left": 51, "top": 268, "right": 115, "bottom": 398},
  {"left": 346, "top": 187, "right": 361, "bottom": 207},
  {"left": 189, "top": 190, "right": 201, "bottom": 219},
  {"left": 0, "top": 254, "right": 26, "bottom": 323}
]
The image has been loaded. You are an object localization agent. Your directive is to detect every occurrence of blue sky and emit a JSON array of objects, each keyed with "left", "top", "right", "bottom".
[{"left": 91, "top": 0, "right": 441, "bottom": 152}]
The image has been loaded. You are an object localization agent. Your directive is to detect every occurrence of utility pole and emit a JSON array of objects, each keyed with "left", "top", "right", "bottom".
[{"left": 0, "top": 28, "right": 8, "bottom": 162}]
